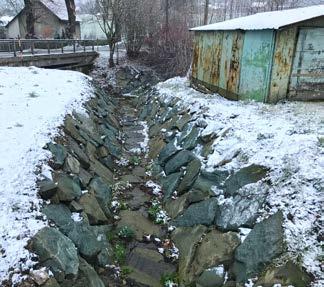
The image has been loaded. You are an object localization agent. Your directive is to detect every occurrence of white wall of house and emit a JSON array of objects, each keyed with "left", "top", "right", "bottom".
[{"left": 7, "top": 17, "right": 20, "bottom": 38}]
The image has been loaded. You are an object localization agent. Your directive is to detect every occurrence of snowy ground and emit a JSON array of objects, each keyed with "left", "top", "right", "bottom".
[
  {"left": 156, "top": 77, "right": 324, "bottom": 286},
  {"left": 0, "top": 67, "right": 93, "bottom": 283}
]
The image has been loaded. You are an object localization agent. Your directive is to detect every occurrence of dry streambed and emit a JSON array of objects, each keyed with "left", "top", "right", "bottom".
[{"left": 5, "top": 66, "right": 319, "bottom": 287}]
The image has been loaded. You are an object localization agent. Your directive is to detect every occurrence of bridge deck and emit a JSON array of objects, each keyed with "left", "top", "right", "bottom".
[{"left": 0, "top": 39, "right": 101, "bottom": 69}]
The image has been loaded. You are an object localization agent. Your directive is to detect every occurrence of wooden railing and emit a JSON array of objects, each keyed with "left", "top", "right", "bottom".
[{"left": 0, "top": 39, "right": 99, "bottom": 57}]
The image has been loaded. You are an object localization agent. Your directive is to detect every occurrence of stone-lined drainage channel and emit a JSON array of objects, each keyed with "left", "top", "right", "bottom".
[{"left": 7, "top": 66, "right": 312, "bottom": 287}]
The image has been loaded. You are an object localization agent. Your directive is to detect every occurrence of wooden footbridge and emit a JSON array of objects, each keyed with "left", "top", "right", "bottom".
[{"left": 0, "top": 39, "right": 99, "bottom": 70}]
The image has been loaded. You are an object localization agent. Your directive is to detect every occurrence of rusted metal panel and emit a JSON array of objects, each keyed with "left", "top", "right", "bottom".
[
  {"left": 202, "top": 32, "right": 217, "bottom": 85},
  {"left": 268, "top": 27, "right": 297, "bottom": 103},
  {"left": 289, "top": 27, "right": 324, "bottom": 100},
  {"left": 209, "top": 31, "right": 223, "bottom": 87},
  {"left": 239, "top": 30, "right": 275, "bottom": 102},
  {"left": 227, "top": 31, "right": 244, "bottom": 94},
  {"left": 219, "top": 32, "right": 233, "bottom": 90},
  {"left": 191, "top": 33, "right": 200, "bottom": 79}
]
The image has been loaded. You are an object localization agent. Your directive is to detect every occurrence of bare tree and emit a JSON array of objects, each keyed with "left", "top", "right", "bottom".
[
  {"left": 64, "top": 0, "right": 76, "bottom": 38},
  {"left": 203, "top": 0, "right": 209, "bottom": 24},
  {"left": 95, "top": 0, "right": 123, "bottom": 67},
  {"left": 24, "top": 0, "right": 34, "bottom": 37},
  {"left": 121, "top": 0, "right": 154, "bottom": 58}
]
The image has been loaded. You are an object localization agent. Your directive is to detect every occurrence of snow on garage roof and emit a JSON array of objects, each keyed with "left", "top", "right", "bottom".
[
  {"left": 191, "top": 5, "right": 324, "bottom": 31},
  {"left": 41, "top": 0, "right": 80, "bottom": 21}
]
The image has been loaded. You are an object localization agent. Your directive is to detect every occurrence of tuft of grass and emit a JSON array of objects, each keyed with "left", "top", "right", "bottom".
[
  {"left": 117, "top": 226, "right": 135, "bottom": 241},
  {"left": 129, "top": 155, "right": 141, "bottom": 166},
  {"left": 160, "top": 273, "right": 179, "bottom": 286},
  {"left": 148, "top": 204, "right": 161, "bottom": 222},
  {"left": 113, "top": 243, "right": 126, "bottom": 264},
  {"left": 121, "top": 266, "right": 133, "bottom": 276}
]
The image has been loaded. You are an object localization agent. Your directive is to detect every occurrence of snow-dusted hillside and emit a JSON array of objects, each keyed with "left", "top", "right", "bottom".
[
  {"left": 156, "top": 77, "right": 324, "bottom": 286},
  {"left": 0, "top": 67, "right": 93, "bottom": 283}
]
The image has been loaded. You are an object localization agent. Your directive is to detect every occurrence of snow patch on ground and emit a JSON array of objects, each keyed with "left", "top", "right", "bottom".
[
  {"left": 156, "top": 77, "right": 324, "bottom": 286},
  {"left": 0, "top": 66, "right": 93, "bottom": 282}
]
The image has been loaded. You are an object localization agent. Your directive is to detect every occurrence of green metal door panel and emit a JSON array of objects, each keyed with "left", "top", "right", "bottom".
[
  {"left": 290, "top": 28, "right": 324, "bottom": 100},
  {"left": 227, "top": 31, "right": 244, "bottom": 94},
  {"left": 239, "top": 30, "right": 275, "bottom": 102},
  {"left": 268, "top": 28, "right": 297, "bottom": 103},
  {"left": 219, "top": 32, "right": 233, "bottom": 90},
  {"left": 209, "top": 31, "right": 223, "bottom": 87},
  {"left": 202, "top": 33, "right": 217, "bottom": 84}
]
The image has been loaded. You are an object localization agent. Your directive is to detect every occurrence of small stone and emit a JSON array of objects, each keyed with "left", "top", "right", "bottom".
[
  {"left": 78, "top": 192, "right": 109, "bottom": 225},
  {"left": 56, "top": 174, "right": 82, "bottom": 202},
  {"left": 47, "top": 143, "right": 67, "bottom": 168},
  {"left": 37, "top": 178, "right": 57, "bottom": 200},
  {"left": 64, "top": 155, "right": 80, "bottom": 174},
  {"left": 196, "top": 265, "right": 226, "bottom": 287}
]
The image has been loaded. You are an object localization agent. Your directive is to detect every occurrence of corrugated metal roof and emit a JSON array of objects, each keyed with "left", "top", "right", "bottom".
[{"left": 191, "top": 5, "right": 324, "bottom": 31}]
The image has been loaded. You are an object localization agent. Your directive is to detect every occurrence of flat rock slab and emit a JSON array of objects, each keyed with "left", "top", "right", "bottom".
[
  {"left": 117, "top": 210, "right": 162, "bottom": 240},
  {"left": 125, "top": 188, "right": 150, "bottom": 210},
  {"left": 172, "top": 198, "right": 219, "bottom": 227},
  {"left": 191, "top": 230, "right": 240, "bottom": 278},
  {"left": 126, "top": 247, "right": 176, "bottom": 287},
  {"left": 171, "top": 225, "right": 207, "bottom": 285},
  {"left": 30, "top": 227, "right": 79, "bottom": 282},
  {"left": 233, "top": 211, "right": 284, "bottom": 282}
]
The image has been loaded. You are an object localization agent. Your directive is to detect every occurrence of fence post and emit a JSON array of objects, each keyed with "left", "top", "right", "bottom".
[
  {"left": 73, "top": 40, "right": 76, "bottom": 53},
  {"left": 47, "top": 42, "right": 50, "bottom": 54},
  {"left": 61, "top": 41, "right": 64, "bottom": 53},
  {"left": 13, "top": 40, "right": 17, "bottom": 57},
  {"left": 83, "top": 40, "right": 86, "bottom": 52},
  {"left": 31, "top": 40, "right": 34, "bottom": 55}
]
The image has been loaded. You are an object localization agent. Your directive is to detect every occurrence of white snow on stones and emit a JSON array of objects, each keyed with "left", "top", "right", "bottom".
[
  {"left": 156, "top": 76, "right": 324, "bottom": 286},
  {"left": 0, "top": 66, "right": 93, "bottom": 282}
]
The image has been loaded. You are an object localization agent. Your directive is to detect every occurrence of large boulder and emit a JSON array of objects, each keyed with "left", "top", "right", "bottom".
[
  {"left": 177, "top": 159, "right": 201, "bottom": 194},
  {"left": 256, "top": 260, "right": 312, "bottom": 287},
  {"left": 191, "top": 230, "right": 240, "bottom": 277},
  {"left": 78, "top": 192, "right": 109, "bottom": 225},
  {"left": 158, "top": 141, "right": 181, "bottom": 166},
  {"left": 56, "top": 174, "right": 82, "bottom": 202},
  {"left": 117, "top": 210, "right": 162, "bottom": 240},
  {"left": 224, "top": 164, "right": 269, "bottom": 196},
  {"left": 171, "top": 225, "right": 207, "bottom": 285},
  {"left": 126, "top": 247, "right": 176, "bottom": 287},
  {"left": 30, "top": 227, "right": 79, "bottom": 282},
  {"left": 89, "top": 177, "right": 112, "bottom": 218},
  {"left": 164, "top": 150, "right": 196, "bottom": 175},
  {"left": 47, "top": 143, "right": 67, "bottom": 168},
  {"left": 215, "top": 191, "right": 266, "bottom": 231},
  {"left": 43, "top": 204, "right": 73, "bottom": 227},
  {"left": 196, "top": 265, "right": 226, "bottom": 287},
  {"left": 76, "top": 257, "right": 105, "bottom": 287},
  {"left": 161, "top": 171, "right": 183, "bottom": 201},
  {"left": 233, "top": 211, "right": 284, "bottom": 282},
  {"left": 172, "top": 198, "right": 219, "bottom": 227}
]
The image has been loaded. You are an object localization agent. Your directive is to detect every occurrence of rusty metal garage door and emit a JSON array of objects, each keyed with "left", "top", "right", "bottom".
[
  {"left": 289, "top": 28, "right": 324, "bottom": 100},
  {"left": 239, "top": 30, "right": 275, "bottom": 102}
]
